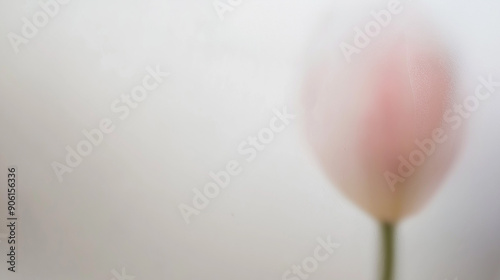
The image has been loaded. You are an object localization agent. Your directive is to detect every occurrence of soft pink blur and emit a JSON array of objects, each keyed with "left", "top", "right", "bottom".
[{"left": 302, "top": 22, "right": 463, "bottom": 223}]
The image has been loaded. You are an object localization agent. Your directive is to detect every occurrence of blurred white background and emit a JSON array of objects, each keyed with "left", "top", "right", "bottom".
[{"left": 0, "top": 0, "right": 500, "bottom": 279}]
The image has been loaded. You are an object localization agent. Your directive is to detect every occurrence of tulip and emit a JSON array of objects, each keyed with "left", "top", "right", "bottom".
[{"left": 302, "top": 18, "right": 462, "bottom": 280}]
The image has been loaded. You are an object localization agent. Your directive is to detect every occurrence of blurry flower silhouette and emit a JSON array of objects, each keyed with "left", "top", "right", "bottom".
[{"left": 302, "top": 15, "right": 463, "bottom": 280}]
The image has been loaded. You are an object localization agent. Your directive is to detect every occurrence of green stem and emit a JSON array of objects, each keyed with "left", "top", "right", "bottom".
[{"left": 380, "top": 222, "right": 395, "bottom": 280}]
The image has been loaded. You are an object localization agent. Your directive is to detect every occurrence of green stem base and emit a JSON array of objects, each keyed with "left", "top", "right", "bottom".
[{"left": 380, "top": 222, "right": 395, "bottom": 280}]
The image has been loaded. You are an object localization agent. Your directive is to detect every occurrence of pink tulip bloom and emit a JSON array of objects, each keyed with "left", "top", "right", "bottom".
[{"left": 302, "top": 24, "right": 462, "bottom": 223}]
